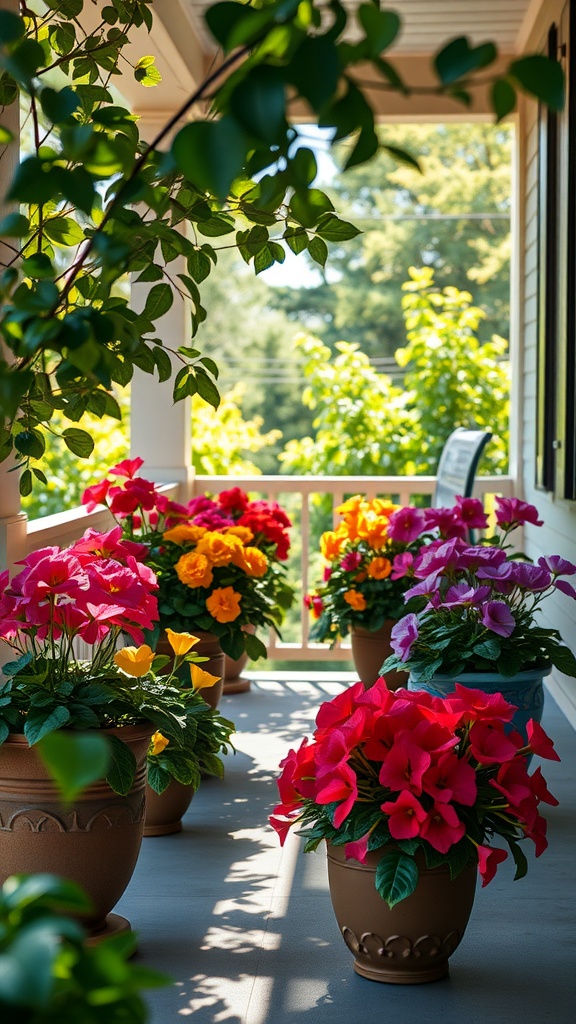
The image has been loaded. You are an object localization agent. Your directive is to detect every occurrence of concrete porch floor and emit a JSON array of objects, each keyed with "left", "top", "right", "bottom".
[{"left": 116, "top": 674, "right": 576, "bottom": 1024}]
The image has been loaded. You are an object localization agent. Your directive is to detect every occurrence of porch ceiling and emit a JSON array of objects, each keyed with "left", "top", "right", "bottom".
[{"left": 181, "top": 0, "right": 539, "bottom": 58}]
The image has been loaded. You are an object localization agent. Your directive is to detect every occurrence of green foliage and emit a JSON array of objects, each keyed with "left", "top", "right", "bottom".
[
  {"left": 280, "top": 268, "right": 510, "bottom": 477},
  {"left": 0, "top": 1, "right": 563, "bottom": 493},
  {"left": 0, "top": 873, "right": 168, "bottom": 1022},
  {"left": 191, "top": 385, "right": 281, "bottom": 475}
]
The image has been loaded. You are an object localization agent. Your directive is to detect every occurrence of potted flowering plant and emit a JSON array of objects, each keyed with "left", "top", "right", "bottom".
[
  {"left": 270, "top": 677, "right": 560, "bottom": 984},
  {"left": 381, "top": 496, "right": 576, "bottom": 735},
  {"left": 305, "top": 495, "right": 486, "bottom": 687},
  {"left": 82, "top": 462, "right": 295, "bottom": 664},
  {"left": 0, "top": 526, "right": 234, "bottom": 934}
]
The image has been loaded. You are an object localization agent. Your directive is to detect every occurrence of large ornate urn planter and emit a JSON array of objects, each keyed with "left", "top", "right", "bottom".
[
  {"left": 407, "top": 665, "right": 550, "bottom": 740},
  {"left": 350, "top": 623, "right": 408, "bottom": 691},
  {"left": 326, "top": 843, "right": 477, "bottom": 984},
  {"left": 0, "top": 723, "right": 153, "bottom": 939}
]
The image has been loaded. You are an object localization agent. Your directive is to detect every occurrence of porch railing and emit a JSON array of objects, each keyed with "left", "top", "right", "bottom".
[{"left": 26, "top": 473, "right": 514, "bottom": 663}]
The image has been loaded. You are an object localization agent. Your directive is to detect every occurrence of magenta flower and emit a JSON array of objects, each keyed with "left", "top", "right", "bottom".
[
  {"left": 481, "top": 600, "right": 516, "bottom": 637},
  {"left": 443, "top": 583, "right": 490, "bottom": 607},
  {"left": 477, "top": 845, "right": 508, "bottom": 886},
  {"left": 344, "top": 836, "right": 369, "bottom": 864},
  {"left": 538, "top": 554, "right": 576, "bottom": 576},
  {"left": 390, "top": 613, "right": 419, "bottom": 661},
  {"left": 422, "top": 751, "right": 477, "bottom": 806},
  {"left": 494, "top": 496, "right": 543, "bottom": 528},
  {"left": 454, "top": 496, "right": 489, "bottom": 530},
  {"left": 315, "top": 763, "right": 358, "bottom": 828},
  {"left": 555, "top": 578, "right": 576, "bottom": 599},
  {"left": 457, "top": 545, "right": 507, "bottom": 572},
  {"left": 387, "top": 506, "right": 426, "bottom": 543},
  {"left": 391, "top": 552, "right": 414, "bottom": 579},
  {"left": 378, "top": 733, "right": 431, "bottom": 795},
  {"left": 340, "top": 551, "right": 363, "bottom": 572},
  {"left": 412, "top": 537, "right": 462, "bottom": 578},
  {"left": 109, "top": 457, "right": 144, "bottom": 479},
  {"left": 381, "top": 791, "right": 427, "bottom": 839},
  {"left": 507, "top": 562, "right": 551, "bottom": 591},
  {"left": 420, "top": 801, "right": 465, "bottom": 853}
]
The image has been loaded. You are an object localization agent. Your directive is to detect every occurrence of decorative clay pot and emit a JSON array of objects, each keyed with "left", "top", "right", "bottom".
[
  {"left": 223, "top": 625, "right": 255, "bottom": 695},
  {"left": 144, "top": 779, "right": 195, "bottom": 836},
  {"left": 407, "top": 666, "right": 550, "bottom": 741},
  {"left": 0, "top": 723, "right": 153, "bottom": 939},
  {"left": 156, "top": 629, "right": 224, "bottom": 709},
  {"left": 326, "top": 843, "right": 477, "bottom": 984},
  {"left": 350, "top": 623, "right": 408, "bottom": 690}
]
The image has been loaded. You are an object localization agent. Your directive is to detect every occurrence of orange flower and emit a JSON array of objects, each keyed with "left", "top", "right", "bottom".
[
  {"left": 320, "top": 529, "right": 346, "bottom": 561},
  {"left": 190, "top": 663, "right": 221, "bottom": 690},
  {"left": 343, "top": 589, "right": 367, "bottom": 611},
  {"left": 196, "top": 531, "right": 241, "bottom": 566},
  {"left": 163, "top": 523, "right": 207, "bottom": 545},
  {"left": 231, "top": 546, "right": 268, "bottom": 577},
  {"left": 165, "top": 628, "right": 200, "bottom": 655},
  {"left": 371, "top": 498, "right": 398, "bottom": 518},
  {"left": 206, "top": 586, "right": 242, "bottom": 622},
  {"left": 225, "top": 525, "right": 254, "bottom": 544},
  {"left": 150, "top": 731, "right": 169, "bottom": 756},
  {"left": 367, "top": 557, "right": 392, "bottom": 580},
  {"left": 114, "top": 644, "right": 155, "bottom": 677},
  {"left": 336, "top": 495, "right": 363, "bottom": 517},
  {"left": 175, "top": 551, "right": 213, "bottom": 588},
  {"left": 356, "top": 511, "right": 390, "bottom": 550}
]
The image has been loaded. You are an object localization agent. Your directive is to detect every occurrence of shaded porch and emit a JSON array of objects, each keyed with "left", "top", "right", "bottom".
[{"left": 117, "top": 672, "right": 576, "bottom": 1023}]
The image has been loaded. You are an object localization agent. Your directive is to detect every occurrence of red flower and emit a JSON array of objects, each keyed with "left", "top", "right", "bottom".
[
  {"left": 420, "top": 801, "right": 465, "bottom": 853},
  {"left": 468, "top": 721, "right": 521, "bottom": 765},
  {"left": 378, "top": 733, "right": 432, "bottom": 796},
  {"left": 381, "top": 791, "right": 427, "bottom": 839},
  {"left": 422, "top": 750, "right": 477, "bottom": 806},
  {"left": 477, "top": 844, "right": 508, "bottom": 886},
  {"left": 316, "top": 764, "right": 358, "bottom": 828},
  {"left": 526, "top": 719, "right": 561, "bottom": 761}
]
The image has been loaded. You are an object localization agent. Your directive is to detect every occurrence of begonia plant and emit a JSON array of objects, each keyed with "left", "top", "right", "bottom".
[
  {"left": 83, "top": 461, "right": 294, "bottom": 662},
  {"left": 381, "top": 497, "right": 576, "bottom": 681},
  {"left": 271, "top": 679, "right": 560, "bottom": 907},
  {"left": 305, "top": 494, "right": 489, "bottom": 645},
  {"left": 0, "top": 528, "right": 234, "bottom": 795}
]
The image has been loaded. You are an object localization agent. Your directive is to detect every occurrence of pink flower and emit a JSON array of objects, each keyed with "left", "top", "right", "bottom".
[
  {"left": 391, "top": 552, "right": 414, "bottom": 580},
  {"left": 378, "top": 733, "right": 431, "bottom": 795},
  {"left": 81, "top": 479, "right": 110, "bottom": 512},
  {"left": 381, "top": 791, "right": 427, "bottom": 839},
  {"left": 468, "top": 721, "right": 520, "bottom": 764},
  {"left": 477, "top": 844, "right": 508, "bottom": 885},
  {"left": 345, "top": 836, "right": 369, "bottom": 863},
  {"left": 422, "top": 750, "right": 477, "bottom": 806},
  {"left": 454, "top": 496, "right": 488, "bottom": 531},
  {"left": 340, "top": 551, "right": 363, "bottom": 572},
  {"left": 494, "top": 497, "right": 543, "bottom": 529},
  {"left": 538, "top": 554, "right": 576, "bottom": 576},
  {"left": 109, "top": 457, "right": 144, "bottom": 479},
  {"left": 420, "top": 802, "right": 465, "bottom": 853},
  {"left": 316, "top": 764, "right": 358, "bottom": 828},
  {"left": 387, "top": 506, "right": 426, "bottom": 543},
  {"left": 480, "top": 600, "right": 516, "bottom": 637},
  {"left": 423, "top": 507, "right": 466, "bottom": 539},
  {"left": 526, "top": 720, "right": 561, "bottom": 761},
  {"left": 443, "top": 583, "right": 490, "bottom": 607}
]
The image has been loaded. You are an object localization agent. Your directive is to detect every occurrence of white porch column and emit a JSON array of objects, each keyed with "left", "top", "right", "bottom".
[
  {"left": 129, "top": 113, "right": 195, "bottom": 503},
  {"left": 0, "top": 0, "right": 27, "bottom": 574}
]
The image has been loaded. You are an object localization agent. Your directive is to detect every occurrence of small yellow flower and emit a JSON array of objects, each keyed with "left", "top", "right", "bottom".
[
  {"left": 114, "top": 645, "right": 155, "bottom": 678},
  {"left": 190, "top": 664, "right": 221, "bottom": 690},
  {"left": 165, "top": 628, "right": 200, "bottom": 656},
  {"left": 150, "top": 731, "right": 169, "bottom": 756}
]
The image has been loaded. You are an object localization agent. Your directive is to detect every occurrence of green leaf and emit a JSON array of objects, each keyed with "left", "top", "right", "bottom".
[
  {"left": 284, "top": 225, "right": 309, "bottom": 255},
  {"left": 231, "top": 66, "right": 287, "bottom": 144},
  {"left": 172, "top": 118, "right": 248, "bottom": 200},
  {"left": 37, "top": 732, "right": 111, "bottom": 803},
  {"left": 62, "top": 428, "right": 94, "bottom": 458},
  {"left": 195, "top": 369, "right": 220, "bottom": 408},
  {"left": 244, "top": 630, "right": 267, "bottom": 661},
  {"left": 315, "top": 214, "right": 361, "bottom": 242},
  {"left": 134, "top": 55, "right": 162, "bottom": 87},
  {"left": 14, "top": 429, "right": 45, "bottom": 460},
  {"left": 375, "top": 849, "right": 419, "bottom": 909},
  {"left": 289, "top": 188, "right": 334, "bottom": 229},
  {"left": 21, "top": 253, "right": 54, "bottom": 279},
  {"left": 24, "top": 706, "right": 71, "bottom": 746},
  {"left": 381, "top": 144, "right": 421, "bottom": 172},
  {"left": 0, "top": 212, "right": 29, "bottom": 237},
  {"left": 0, "top": 10, "right": 25, "bottom": 44},
  {"left": 487, "top": 77, "right": 516, "bottom": 120},
  {"left": 509, "top": 840, "right": 528, "bottom": 881},
  {"left": 19, "top": 468, "right": 32, "bottom": 497},
  {"left": 357, "top": 6, "right": 400, "bottom": 55},
  {"left": 308, "top": 235, "right": 328, "bottom": 267},
  {"left": 39, "top": 85, "right": 80, "bottom": 124},
  {"left": 472, "top": 638, "right": 501, "bottom": 660},
  {"left": 43, "top": 216, "right": 85, "bottom": 247},
  {"left": 434, "top": 37, "right": 497, "bottom": 86},
  {"left": 153, "top": 346, "right": 172, "bottom": 382},
  {"left": 143, "top": 282, "right": 173, "bottom": 320},
  {"left": 0, "top": 123, "right": 13, "bottom": 144},
  {"left": 287, "top": 36, "right": 341, "bottom": 111},
  {"left": 509, "top": 55, "right": 565, "bottom": 111},
  {"left": 550, "top": 642, "right": 576, "bottom": 677},
  {"left": 0, "top": 71, "right": 18, "bottom": 107},
  {"left": 105, "top": 733, "right": 137, "bottom": 796},
  {"left": 187, "top": 249, "right": 212, "bottom": 283}
]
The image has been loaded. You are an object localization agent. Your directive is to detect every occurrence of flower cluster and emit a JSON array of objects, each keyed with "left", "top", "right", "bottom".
[
  {"left": 270, "top": 679, "right": 560, "bottom": 907},
  {"left": 382, "top": 496, "right": 576, "bottom": 681},
  {"left": 82, "top": 465, "right": 295, "bottom": 663},
  {"left": 0, "top": 532, "right": 234, "bottom": 793},
  {"left": 306, "top": 494, "right": 485, "bottom": 644}
]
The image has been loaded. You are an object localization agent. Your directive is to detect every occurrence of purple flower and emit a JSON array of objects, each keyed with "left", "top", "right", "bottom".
[
  {"left": 412, "top": 538, "right": 462, "bottom": 579},
  {"left": 481, "top": 601, "right": 516, "bottom": 637},
  {"left": 554, "top": 578, "right": 576, "bottom": 600},
  {"left": 454, "top": 496, "right": 489, "bottom": 531},
  {"left": 404, "top": 570, "right": 442, "bottom": 601},
  {"left": 423, "top": 507, "right": 466, "bottom": 540},
  {"left": 508, "top": 563, "right": 551, "bottom": 591},
  {"left": 538, "top": 555, "right": 576, "bottom": 576},
  {"left": 387, "top": 506, "right": 426, "bottom": 543},
  {"left": 494, "top": 497, "right": 543, "bottom": 528},
  {"left": 390, "top": 614, "right": 419, "bottom": 661},
  {"left": 341, "top": 551, "right": 363, "bottom": 572},
  {"left": 391, "top": 552, "right": 414, "bottom": 580},
  {"left": 457, "top": 546, "right": 507, "bottom": 572},
  {"left": 443, "top": 583, "right": 491, "bottom": 607}
]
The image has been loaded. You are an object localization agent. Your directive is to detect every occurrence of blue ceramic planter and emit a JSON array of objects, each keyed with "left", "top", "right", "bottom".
[{"left": 407, "top": 666, "right": 550, "bottom": 742}]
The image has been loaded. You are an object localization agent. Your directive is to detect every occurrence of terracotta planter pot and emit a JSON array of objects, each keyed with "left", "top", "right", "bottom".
[
  {"left": 0, "top": 723, "right": 153, "bottom": 939},
  {"left": 407, "top": 666, "right": 550, "bottom": 742},
  {"left": 156, "top": 629, "right": 224, "bottom": 709},
  {"left": 326, "top": 843, "right": 477, "bottom": 984},
  {"left": 223, "top": 625, "right": 255, "bottom": 695},
  {"left": 144, "top": 779, "right": 195, "bottom": 836},
  {"left": 350, "top": 623, "right": 408, "bottom": 690}
]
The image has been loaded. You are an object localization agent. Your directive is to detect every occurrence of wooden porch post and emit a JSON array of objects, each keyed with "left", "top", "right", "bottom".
[
  {"left": 0, "top": 0, "right": 27, "bottom": 575},
  {"left": 129, "top": 114, "right": 195, "bottom": 504}
]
